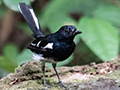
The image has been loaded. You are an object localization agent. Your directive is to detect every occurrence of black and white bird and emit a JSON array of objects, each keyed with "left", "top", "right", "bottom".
[{"left": 18, "top": 3, "right": 82, "bottom": 88}]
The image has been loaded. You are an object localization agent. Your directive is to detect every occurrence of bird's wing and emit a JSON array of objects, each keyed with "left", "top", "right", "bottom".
[
  {"left": 18, "top": 3, "right": 43, "bottom": 38},
  {"left": 27, "top": 37, "right": 54, "bottom": 54}
]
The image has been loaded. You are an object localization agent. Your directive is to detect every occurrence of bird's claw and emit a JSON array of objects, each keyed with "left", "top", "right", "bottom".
[
  {"left": 44, "top": 84, "right": 51, "bottom": 88},
  {"left": 54, "top": 81, "right": 68, "bottom": 89}
]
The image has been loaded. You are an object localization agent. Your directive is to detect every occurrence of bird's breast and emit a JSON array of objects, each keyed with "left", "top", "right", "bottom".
[{"left": 51, "top": 41, "right": 75, "bottom": 61}]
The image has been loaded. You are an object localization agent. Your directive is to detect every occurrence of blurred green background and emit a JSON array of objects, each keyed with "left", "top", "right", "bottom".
[{"left": 0, "top": 0, "right": 120, "bottom": 78}]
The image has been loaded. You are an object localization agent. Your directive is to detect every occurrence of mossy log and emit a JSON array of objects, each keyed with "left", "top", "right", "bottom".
[{"left": 0, "top": 55, "right": 120, "bottom": 90}]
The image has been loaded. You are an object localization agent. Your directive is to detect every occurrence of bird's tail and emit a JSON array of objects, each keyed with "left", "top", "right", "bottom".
[{"left": 18, "top": 3, "right": 44, "bottom": 38}]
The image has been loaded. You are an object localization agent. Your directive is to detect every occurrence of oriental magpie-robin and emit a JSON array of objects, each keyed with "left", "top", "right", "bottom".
[{"left": 18, "top": 3, "right": 82, "bottom": 88}]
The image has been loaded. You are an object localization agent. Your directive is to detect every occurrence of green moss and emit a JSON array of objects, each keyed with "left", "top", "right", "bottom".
[{"left": 84, "top": 67, "right": 96, "bottom": 74}]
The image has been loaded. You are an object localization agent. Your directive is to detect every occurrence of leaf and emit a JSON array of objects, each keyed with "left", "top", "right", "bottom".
[
  {"left": 0, "top": 56, "right": 18, "bottom": 72},
  {"left": 3, "top": 44, "right": 18, "bottom": 63},
  {"left": 93, "top": 5, "right": 120, "bottom": 26},
  {"left": 3, "top": 0, "right": 31, "bottom": 11},
  {"left": 78, "top": 17, "right": 119, "bottom": 61},
  {"left": 0, "top": 0, "right": 2, "bottom": 6},
  {"left": 47, "top": 14, "right": 77, "bottom": 33},
  {"left": 17, "top": 49, "right": 33, "bottom": 65}
]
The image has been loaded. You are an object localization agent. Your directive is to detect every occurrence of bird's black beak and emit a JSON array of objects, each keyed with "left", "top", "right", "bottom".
[{"left": 75, "top": 30, "right": 82, "bottom": 35}]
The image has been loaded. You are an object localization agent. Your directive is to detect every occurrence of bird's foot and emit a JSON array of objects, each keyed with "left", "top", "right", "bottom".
[
  {"left": 54, "top": 81, "right": 67, "bottom": 89},
  {"left": 44, "top": 84, "right": 51, "bottom": 88}
]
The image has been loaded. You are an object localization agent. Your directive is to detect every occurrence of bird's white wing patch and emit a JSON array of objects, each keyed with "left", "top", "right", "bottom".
[
  {"left": 29, "top": 8, "right": 39, "bottom": 29},
  {"left": 31, "top": 43, "right": 36, "bottom": 46},
  {"left": 43, "top": 43, "right": 53, "bottom": 49},
  {"left": 37, "top": 41, "right": 41, "bottom": 47}
]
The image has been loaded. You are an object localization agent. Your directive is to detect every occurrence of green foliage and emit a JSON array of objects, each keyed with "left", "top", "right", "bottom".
[
  {"left": 17, "top": 49, "right": 33, "bottom": 65},
  {"left": 93, "top": 5, "right": 120, "bottom": 26},
  {"left": 2, "top": 0, "right": 31, "bottom": 11},
  {"left": 78, "top": 17, "right": 119, "bottom": 61},
  {"left": 0, "top": 0, "right": 1, "bottom": 6},
  {"left": 0, "top": 43, "right": 33, "bottom": 72},
  {"left": 0, "top": 44, "right": 18, "bottom": 72},
  {"left": 3, "top": 43, "right": 18, "bottom": 63},
  {"left": 0, "top": 56, "right": 17, "bottom": 72},
  {"left": 47, "top": 14, "right": 76, "bottom": 33},
  {"left": 40, "top": 0, "right": 105, "bottom": 30}
]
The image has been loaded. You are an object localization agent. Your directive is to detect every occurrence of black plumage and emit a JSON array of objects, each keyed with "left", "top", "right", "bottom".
[{"left": 18, "top": 3, "right": 82, "bottom": 88}]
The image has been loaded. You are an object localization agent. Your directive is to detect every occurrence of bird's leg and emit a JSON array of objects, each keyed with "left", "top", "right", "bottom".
[
  {"left": 52, "top": 63, "right": 67, "bottom": 88},
  {"left": 42, "top": 62, "right": 51, "bottom": 88}
]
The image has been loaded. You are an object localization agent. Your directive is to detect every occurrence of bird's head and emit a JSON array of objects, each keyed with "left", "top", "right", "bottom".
[{"left": 56, "top": 25, "right": 82, "bottom": 39}]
